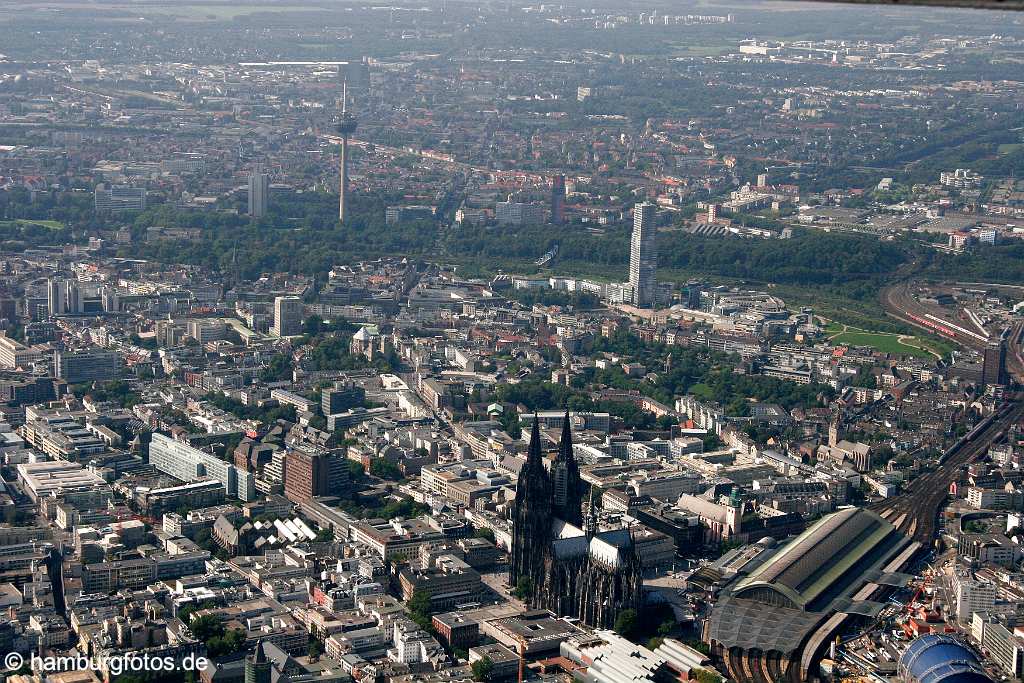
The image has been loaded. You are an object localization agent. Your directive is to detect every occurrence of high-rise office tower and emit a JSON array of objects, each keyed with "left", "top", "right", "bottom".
[
  {"left": 685, "top": 280, "right": 703, "bottom": 310},
  {"left": 272, "top": 296, "right": 303, "bottom": 337},
  {"left": 64, "top": 280, "right": 82, "bottom": 314},
  {"left": 550, "top": 174, "right": 565, "bottom": 224},
  {"left": 336, "top": 83, "right": 358, "bottom": 223},
  {"left": 47, "top": 278, "right": 65, "bottom": 318},
  {"left": 284, "top": 448, "right": 349, "bottom": 504},
  {"left": 629, "top": 202, "right": 657, "bottom": 308},
  {"left": 983, "top": 341, "right": 1008, "bottom": 387},
  {"left": 338, "top": 58, "right": 371, "bottom": 93},
  {"left": 247, "top": 165, "right": 269, "bottom": 218},
  {"left": 101, "top": 286, "right": 119, "bottom": 313}
]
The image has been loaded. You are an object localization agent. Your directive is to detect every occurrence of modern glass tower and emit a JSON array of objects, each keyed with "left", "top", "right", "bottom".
[{"left": 629, "top": 202, "right": 657, "bottom": 308}]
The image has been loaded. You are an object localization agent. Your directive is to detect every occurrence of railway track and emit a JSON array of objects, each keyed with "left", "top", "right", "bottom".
[
  {"left": 869, "top": 401, "right": 1024, "bottom": 544},
  {"left": 1007, "top": 320, "right": 1024, "bottom": 380},
  {"left": 881, "top": 281, "right": 1024, "bottom": 381},
  {"left": 881, "top": 282, "right": 988, "bottom": 353}
]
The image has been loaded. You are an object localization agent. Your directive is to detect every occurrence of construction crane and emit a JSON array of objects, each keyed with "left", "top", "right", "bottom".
[{"left": 516, "top": 631, "right": 528, "bottom": 683}]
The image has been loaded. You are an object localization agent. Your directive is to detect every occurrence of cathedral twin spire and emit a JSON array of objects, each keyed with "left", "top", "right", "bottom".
[
  {"left": 525, "top": 409, "right": 583, "bottom": 524},
  {"left": 510, "top": 409, "right": 582, "bottom": 584},
  {"left": 510, "top": 410, "right": 644, "bottom": 629},
  {"left": 554, "top": 410, "right": 584, "bottom": 526}
]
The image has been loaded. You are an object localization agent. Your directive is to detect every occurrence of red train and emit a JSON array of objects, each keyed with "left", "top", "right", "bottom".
[{"left": 906, "top": 313, "right": 959, "bottom": 339}]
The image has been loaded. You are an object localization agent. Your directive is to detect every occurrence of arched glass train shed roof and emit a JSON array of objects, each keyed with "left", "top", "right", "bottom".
[{"left": 732, "top": 507, "right": 900, "bottom": 611}]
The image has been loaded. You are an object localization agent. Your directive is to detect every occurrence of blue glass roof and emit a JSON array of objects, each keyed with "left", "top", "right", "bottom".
[{"left": 899, "top": 634, "right": 991, "bottom": 683}]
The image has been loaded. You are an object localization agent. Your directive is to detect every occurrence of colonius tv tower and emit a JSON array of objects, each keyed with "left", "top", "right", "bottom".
[{"left": 336, "top": 82, "right": 358, "bottom": 223}]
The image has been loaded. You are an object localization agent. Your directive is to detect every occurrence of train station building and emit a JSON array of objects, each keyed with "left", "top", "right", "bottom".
[{"left": 705, "top": 507, "right": 916, "bottom": 682}]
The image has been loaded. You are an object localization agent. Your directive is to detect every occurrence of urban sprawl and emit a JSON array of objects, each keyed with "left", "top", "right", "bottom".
[{"left": 2, "top": 3, "right": 1024, "bottom": 683}]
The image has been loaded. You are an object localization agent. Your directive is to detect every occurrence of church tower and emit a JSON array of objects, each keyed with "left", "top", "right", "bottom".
[
  {"left": 245, "top": 640, "right": 271, "bottom": 683},
  {"left": 509, "top": 416, "right": 552, "bottom": 592},
  {"left": 828, "top": 412, "right": 841, "bottom": 447},
  {"left": 551, "top": 410, "right": 584, "bottom": 526}
]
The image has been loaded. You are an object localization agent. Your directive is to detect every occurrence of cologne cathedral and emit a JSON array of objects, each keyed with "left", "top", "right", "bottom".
[{"left": 509, "top": 413, "right": 644, "bottom": 628}]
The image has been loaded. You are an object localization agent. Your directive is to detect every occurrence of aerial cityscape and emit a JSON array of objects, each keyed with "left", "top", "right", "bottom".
[{"left": 2, "top": 1, "right": 1024, "bottom": 682}]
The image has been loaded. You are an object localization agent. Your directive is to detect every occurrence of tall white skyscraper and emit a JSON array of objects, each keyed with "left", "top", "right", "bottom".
[
  {"left": 629, "top": 202, "right": 657, "bottom": 308},
  {"left": 247, "top": 166, "right": 269, "bottom": 218},
  {"left": 272, "top": 296, "right": 303, "bottom": 337}
]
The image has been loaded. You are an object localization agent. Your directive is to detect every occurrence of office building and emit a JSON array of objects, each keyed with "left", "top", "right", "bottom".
[
  {"left": 47, "top": 277, "right": 65, "bottom": 317},
  {"left": 270, "top": 388, "right": 317, "bottom": 413},
  {"left": 630, "top": 202, "right": 657, "bottom": 308},
  {"left": 0, "top": 375, "right": 60, "bottom": 405},
  {"left": 101, "top": 286, "right": 120, "bottom": 313},
  {"left": 54, "top": 348, "right": 122, "bottom": 383},
  {"left": 161, "top": 154, "right": 206, "bottom": 174},
  {"left": 951, "top": 567, "right": 996, "bottom": 622},
  {"left": 495, "top": 201, "right": 544, "bottom": 226},
  {"left": 247, "top": 167, "right": 270, "bottom": 218},
  {"left": 148, "top": 433, "right": 256, "bottom": 501},
  {"left": 350, "top": 517, "right": 445, "bottom": 562},
  {"left": 284, "top": 448, "right": 349, "bottom": 504},
  {"left": 65, "top": 279, "right": 82, "bottom": 314},
  {"left": 135, "top": 480, "right": 226, "bottom": 517},
  {"left": 322, "top": 381, "right": 366, "bottom": 415},
  {"left": 983, "top": 342, "right": 1008, "bottom": 387},
  {"left": 398, "top": 555, "right": 482, "bottom": 612},
  {"left": 550, "top": 174, "right": 565, "bottom": 224},
  {"left": 272, "top": 296, "right": 303, "bottom": 337},
  {"left": 520, "top": 410, "right": 612, "bottom": 433},
  {"left": 16, "top": 460, "right": 109, "bottom": 502},
  {"left": 685, "top": 281, "right": 703, "bottom": 310},
  {"left": 187, "top": 319, "right": 228, "bottom": 344},
  {"left": 94, "top": 184, "right": 147, "bottom": 212},
  {"left": 385, "top": 205, "right": 434, "bottom": 225},
  {"left": 0, "top": 335, "right": 44, "bottom": 369},
  {"left": 975, "top": 616, "right": 1023, "bottom": 680},
  {"left": 338, "top": 59, "right": 371, "bottom": 92},
  {"left": 432, "top": 613, "right": 479, "bottom": 652},
  {"left": 0, "top": 297, "right": 15, "bottom": 322}
]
